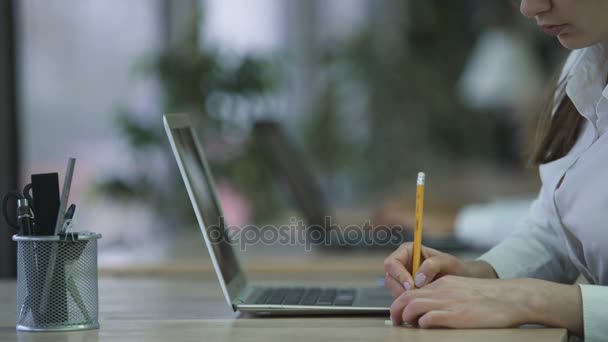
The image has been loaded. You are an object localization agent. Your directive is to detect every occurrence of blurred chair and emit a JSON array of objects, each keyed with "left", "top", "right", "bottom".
[{"left": 253, "top": 119, "right": 472, "bottom": 252}]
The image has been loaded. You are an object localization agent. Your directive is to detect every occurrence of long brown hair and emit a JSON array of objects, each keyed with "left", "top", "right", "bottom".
[
  {"left": 528, "top": 63, "right": 584, "bottom": 165},
  {"left": 529, "top": 96, "right": 583, "bottom": 165}
]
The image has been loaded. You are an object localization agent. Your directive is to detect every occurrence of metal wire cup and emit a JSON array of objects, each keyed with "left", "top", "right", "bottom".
[{"left": 13, "top": 232, "right": 101, "bottom": 332}]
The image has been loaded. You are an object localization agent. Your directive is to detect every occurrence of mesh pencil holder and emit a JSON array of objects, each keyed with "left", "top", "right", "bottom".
[{"left": 13, "top": 232, "right": 101, "bottom": 332}]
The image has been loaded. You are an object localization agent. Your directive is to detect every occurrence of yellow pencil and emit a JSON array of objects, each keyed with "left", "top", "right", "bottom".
[{"left": 411, "top": 172, "right": 425, "bottom": 286}]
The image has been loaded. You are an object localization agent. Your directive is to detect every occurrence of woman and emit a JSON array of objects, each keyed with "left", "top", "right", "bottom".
[{"left": 383, "top": 0, "right": 608, "bottom": 340}]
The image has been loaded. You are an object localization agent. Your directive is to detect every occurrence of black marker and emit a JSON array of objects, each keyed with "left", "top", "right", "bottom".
[{"left": 31, "top": 173, "right": 60, "bottom": 235}]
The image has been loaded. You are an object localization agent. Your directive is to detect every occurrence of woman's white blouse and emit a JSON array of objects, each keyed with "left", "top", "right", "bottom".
[{"left": 478, "top": 41, "right": 608, "bottom": 341}]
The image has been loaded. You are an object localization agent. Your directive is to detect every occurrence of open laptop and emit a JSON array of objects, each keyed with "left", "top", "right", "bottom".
[{"left": 163, "top": 113, "right": 391, "bottom": 315}]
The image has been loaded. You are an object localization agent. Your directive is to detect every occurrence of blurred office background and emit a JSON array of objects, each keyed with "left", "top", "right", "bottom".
[{"left": 1, "top": 0, "right": 568, "bottom": 275}]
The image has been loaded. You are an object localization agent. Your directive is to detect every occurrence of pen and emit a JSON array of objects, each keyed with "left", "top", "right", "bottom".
[
  {"left": 411, "top": 172, "right": 425, "bottom": 285},
  {"left": 64, "top": 203, "right": 76, "bottom": 220},
  {"left": 60, "top": 204, "right": 76, "bottom": 234},
  {"left": 17, "top": 199, "right": 33, "bottom": 236},
  {"left": 54, "top": 158, "right": 76, "bottom": 235},
  {"left": 2, "top": 190, "right": 36, "bottom": 236},
  {"left": 42, "top": 158, "right": 76, "bottom": 318}
]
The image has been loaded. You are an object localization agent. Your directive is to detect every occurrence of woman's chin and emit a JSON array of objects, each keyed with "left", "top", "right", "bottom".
[{"left": 557, "top": 33, "right": 599, "bottom": 50}]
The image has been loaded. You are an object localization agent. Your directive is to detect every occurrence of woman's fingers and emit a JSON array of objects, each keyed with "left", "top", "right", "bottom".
[
  {"left": 390, "top": 289, "right": 453, "bottom": 328},
  {"left": 414, "top": 254, "right": 456, "bottom": 288},
  {"left": 401, "top": 298, "right": 443, "bottom": 326},
  {"left": 384, "top": 258, "right": 415, "bottom": 291},
  {"left": 413, "top": 256, "right": 441, "bottom": 287},
  {"left": 418, "top": 310, "right": 453, "bottom": 329},
  {"left": 385, "top": 273, "right": 406, "bottom": 299},
  {"left": 390, "top": 288, "right": 432, "bottom": 325},
  {"left": 384, "top": 243, "right": 415, "bottom": 290}
]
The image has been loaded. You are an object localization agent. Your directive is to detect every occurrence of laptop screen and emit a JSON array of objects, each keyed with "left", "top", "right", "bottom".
[{"left": 170, "top": 126, "right": 241, "bottom": 284}]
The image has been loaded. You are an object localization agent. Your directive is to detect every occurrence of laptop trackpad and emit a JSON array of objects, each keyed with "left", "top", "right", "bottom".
[{"left": 355, "top": 287, "right": 392, "bottom": 308}]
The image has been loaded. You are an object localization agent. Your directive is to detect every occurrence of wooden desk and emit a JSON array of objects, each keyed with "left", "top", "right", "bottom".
[{"left": 0, "top": 275, "right": 567, "bottom": 342}]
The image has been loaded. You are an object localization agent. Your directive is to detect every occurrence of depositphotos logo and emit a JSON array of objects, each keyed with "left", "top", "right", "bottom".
[{"left": 207, "top": 216, "right": 408, "bottom": 251}]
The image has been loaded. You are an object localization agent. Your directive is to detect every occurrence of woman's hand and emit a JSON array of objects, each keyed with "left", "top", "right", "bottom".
[
  {"left": 390, "top": 276, "right": 532, "bottom": 328},
  {"left": 384, "top": 243, "right": 492, "bottom": 299},
  {"left": 389, "top": 276, "right": 584, "bottom": 336}
]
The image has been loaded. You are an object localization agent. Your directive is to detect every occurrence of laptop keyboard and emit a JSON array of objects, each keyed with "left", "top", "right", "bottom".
[{"left": 254, "top": 288, "right": 356, "bottom": 306}]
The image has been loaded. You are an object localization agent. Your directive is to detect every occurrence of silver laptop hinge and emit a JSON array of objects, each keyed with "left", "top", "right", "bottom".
[{"left": 233, "top": 285, "right": 255, "bottom": 306}]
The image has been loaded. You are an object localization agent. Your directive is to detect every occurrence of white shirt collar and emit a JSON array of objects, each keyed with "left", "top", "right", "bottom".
[{"left": 565, "top": 40, "right": 608, "bottom": 126}]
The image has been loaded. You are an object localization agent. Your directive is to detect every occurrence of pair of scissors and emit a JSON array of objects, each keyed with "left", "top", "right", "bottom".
[{"left": 2, "top": 184, "right": 36, "bottom": 235}]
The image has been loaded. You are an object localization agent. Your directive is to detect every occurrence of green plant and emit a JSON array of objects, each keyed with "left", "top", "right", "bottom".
[
  {"left": 303, "top": 11, "right": 497, "bottom": 198},
  {"left": 96, "top": 13, "right": 284, "bottom": 226}
]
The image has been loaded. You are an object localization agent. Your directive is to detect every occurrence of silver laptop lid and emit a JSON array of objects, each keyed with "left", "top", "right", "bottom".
[{"left": 163, "top": 113, "right": 247, "bottom": 307}]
